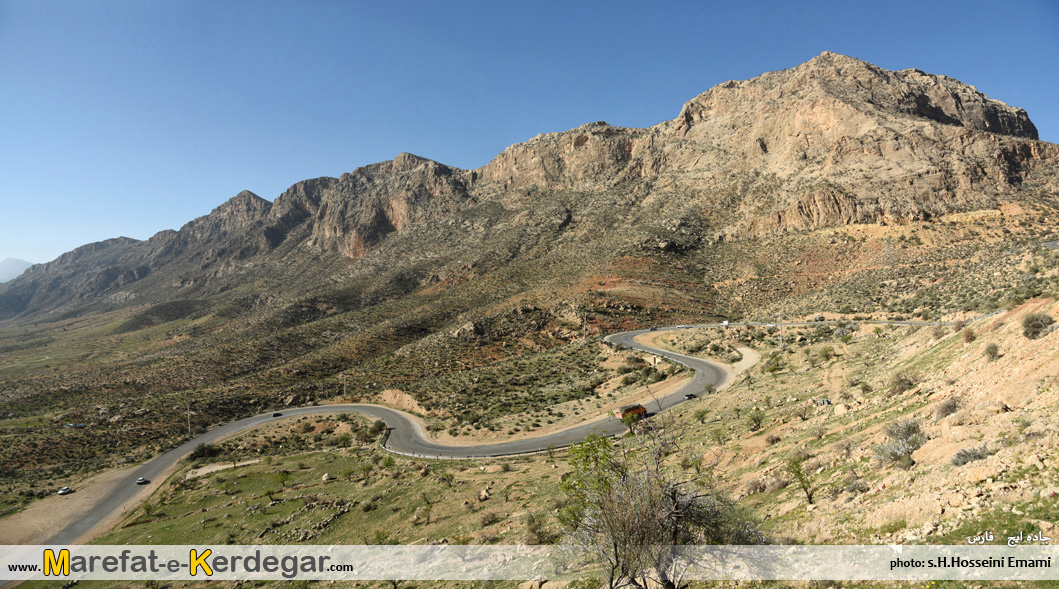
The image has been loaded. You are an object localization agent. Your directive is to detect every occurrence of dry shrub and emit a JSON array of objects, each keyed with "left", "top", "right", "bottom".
[
  {"left": 765, "top": 476, "right": 790, "bottom": 492},
  {"left": 843, "top": 474, "right": 869, "bottom": 494},
  {"left": 888, "top": 372, "right": 919, "bottom": 395},
  {"left": 1023, "top": 312, "right": 1055, "bottom": 339},
  {"left": 934, "top": 397, "right": 961, "bottom": 421},
  {"left": 951, "top": 445, "right": 993, "bottom": 466},
  {"left": 835, "top": 438, "right": 857, "bottom": 459},
  {"left": 743, "top": 477, "right": 767, "bottom": 495}
]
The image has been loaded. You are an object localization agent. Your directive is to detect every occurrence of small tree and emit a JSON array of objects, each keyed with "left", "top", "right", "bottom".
[
  {"left": 559, "top": 420, "right": 765, "bottom": 589},
  {"left": 710, "top": 428, "right": 728, "bottom": 445},
  {"left": 621, "top": 412, "right": 641, "bottom": 433},
  {"left": 746, "top": 408, "right": 765, "bottom": 432},
  {"left": 984, "top": 342, "right": 1000, "bottom": 361},
  {"left": 785, "top": 457, "right": 814, "bottom": 505},
  {"left": 525, "top": 512, "right": 549, "bottom": 544},
  {"left": 836, "top": 438, "right": 856, "bottom": 459},
  {"left": 693, "top": 409, "right": 710, "bottom": 424}
]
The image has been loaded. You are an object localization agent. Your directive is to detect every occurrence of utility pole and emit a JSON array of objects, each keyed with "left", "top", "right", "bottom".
[
  {"left": 779, "top": 316, "right": 784, "bottom": 350},
  {"left": 185, "top": 397, "right": 192, "bottom": 438}
]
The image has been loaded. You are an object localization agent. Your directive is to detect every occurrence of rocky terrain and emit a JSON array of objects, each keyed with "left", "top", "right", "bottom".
[
  {"left": 2, "top": 52, "right": 1056, "bottom": 321},
  {"left": 1, "top": 52, "right": 1057, "bottom": 532}
]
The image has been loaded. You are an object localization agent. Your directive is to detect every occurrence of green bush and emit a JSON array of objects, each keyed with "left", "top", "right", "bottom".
[
  {"left": 188, "top": 443, "right": 222, "bottom": 460},
  {"left": 873, "top": 419, "right": 926, "bottom": 469},
  {"left": 984, "top": 342, "right": 1000, "bottom": 360}
]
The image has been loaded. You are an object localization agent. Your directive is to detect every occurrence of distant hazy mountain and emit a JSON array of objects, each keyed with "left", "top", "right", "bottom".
[{"left": 0, "top": 258, "right": 31, "bottom": 283}]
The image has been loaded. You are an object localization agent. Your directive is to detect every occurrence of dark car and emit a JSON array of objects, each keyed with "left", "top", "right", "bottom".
[
  {"left": 683, "top": 393, "right": 698, "bottom": 400},
  {"left": 272, "top": 412, "right": 283, "bottom": 417}
]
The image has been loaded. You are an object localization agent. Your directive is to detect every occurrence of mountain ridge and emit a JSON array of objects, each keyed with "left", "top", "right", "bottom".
[{"left": 1, "top": 52, "right": 1056, "bottom": 321}]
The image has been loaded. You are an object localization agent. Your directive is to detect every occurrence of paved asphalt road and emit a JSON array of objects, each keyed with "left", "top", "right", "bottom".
[
  {"left": 43, "top": 326, "right": 729, "bottom": 545},
  {"left": 43, "top": 313, "right": 1002, "bottom": 545}
]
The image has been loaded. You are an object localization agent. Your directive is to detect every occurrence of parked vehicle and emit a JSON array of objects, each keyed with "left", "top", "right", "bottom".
[{"left": 57, "top": 486, "right": 72, "bottom": 495}]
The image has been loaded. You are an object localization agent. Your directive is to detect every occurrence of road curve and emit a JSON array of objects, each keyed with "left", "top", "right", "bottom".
[
  {"left": 39, "top": 313, "right": 1008, "bottom": 546},
  {"left": 42, "top": 326, "right": 730, "bottom": 545}
]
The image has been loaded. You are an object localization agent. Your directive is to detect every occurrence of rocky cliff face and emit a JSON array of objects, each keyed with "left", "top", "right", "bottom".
[
  {"left": 478, "top": 52, "right": 1056, "bottom": 237},
  {"left": 1, "top": 52, "right": 1056, "bottom": 320},
  {"left": 300, "top": 153, "right": 474, "bottom": 257}
]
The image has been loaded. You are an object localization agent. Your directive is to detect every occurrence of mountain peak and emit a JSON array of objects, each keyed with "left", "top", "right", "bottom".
[
  {"left": 0, "top": 258, "right": 32, "bottom": 283},
  {"left": 391, "top": 152, "right": 435, "bottom": 172},
  {"left": 676, "top": 51, "right": 1039, "bottom": 141},
  {"left": 211, "top": 190, "right": 271, "bottom": 218}
]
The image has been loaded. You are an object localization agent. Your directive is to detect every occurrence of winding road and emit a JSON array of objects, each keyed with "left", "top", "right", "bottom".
[
  {"left": 36, "top": 315, "right": 996, "bottom": 545},
  {"left": 36, "top": 326, "right": 733, "bottom": 545}
]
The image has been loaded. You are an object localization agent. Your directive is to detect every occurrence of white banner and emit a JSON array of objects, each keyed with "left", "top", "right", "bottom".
[{"left": 2, "top": 545, "right": 1058, "bottom": 581}]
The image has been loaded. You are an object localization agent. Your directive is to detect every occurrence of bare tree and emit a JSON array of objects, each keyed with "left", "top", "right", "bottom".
[{"left": 558, "top": 414, "right": 765, "bottom": 589}]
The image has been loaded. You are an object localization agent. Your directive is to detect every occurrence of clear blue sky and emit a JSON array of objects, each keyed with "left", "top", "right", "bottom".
[{"left": 2, "top": 0, "right": 1057, "bottom": 264}]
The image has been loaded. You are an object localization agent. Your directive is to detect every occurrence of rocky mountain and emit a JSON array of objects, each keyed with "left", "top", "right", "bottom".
[
  {"left": 3, "top": 53, "right": 1059, "bottom": 487},
  {"left": 0, "top": 258, "right": 32, "bottom": 283},
  {"left": 1, "top": 52, "right": 1056, "bottom": 322}
]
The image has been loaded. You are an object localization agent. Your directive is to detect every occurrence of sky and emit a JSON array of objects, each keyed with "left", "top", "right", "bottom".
[{"left": 2, "top": 0, "right": 1057, "bottom": 264}]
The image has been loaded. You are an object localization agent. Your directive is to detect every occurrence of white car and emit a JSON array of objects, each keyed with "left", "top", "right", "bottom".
[
  {"left": 57, "top": 486, "right": 72, "bottom": 495},
  {"left": 135, "top": 477, "right": 150, "bottom": 485}
]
